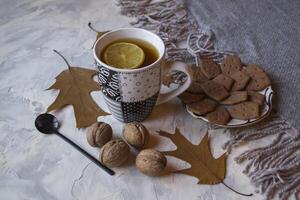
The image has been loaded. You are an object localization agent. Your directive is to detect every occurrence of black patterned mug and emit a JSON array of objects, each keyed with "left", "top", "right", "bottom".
[{"left": 93, "top": 28, "right": 193, "bottom": 123}]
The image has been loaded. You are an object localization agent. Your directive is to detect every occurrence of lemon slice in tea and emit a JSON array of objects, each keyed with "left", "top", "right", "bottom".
[{"left": 103, "top": 42, "right": 145, "bottom": 69}]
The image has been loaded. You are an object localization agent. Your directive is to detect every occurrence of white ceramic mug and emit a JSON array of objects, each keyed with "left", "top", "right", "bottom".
[{"left": 93, "top": 28, "right": 193, "bottom": 123}]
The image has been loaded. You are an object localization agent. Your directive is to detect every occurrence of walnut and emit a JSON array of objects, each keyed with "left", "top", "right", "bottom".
[
  {"left": 100, "top": 139, "right": 130, "bottom": 167},
  {"left": 123, "top": 122, "right": 149, "bottom": 148},
  {"left": 86, "top": 122, "right": 112, "bottom": 147},
  {"left": 136, "top": 149, "right": 167, "bottom": 176}
]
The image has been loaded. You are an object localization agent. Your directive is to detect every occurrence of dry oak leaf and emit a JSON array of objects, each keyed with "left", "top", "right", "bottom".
[
  {"left": 47, "top": 67, "right": 109, "bottom": 128},
  {"left": 92, "top": 31, "right": 109, "bottom": 49},
  {"left": 159, "top": 128, "right": 227, "bottom": 184},
  {"left": 88, "top": 22, "right": 109, "bottom": 49}
]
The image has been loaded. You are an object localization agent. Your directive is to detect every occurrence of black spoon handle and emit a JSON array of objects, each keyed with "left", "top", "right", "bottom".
[{"left": 55, "top": 131, "right": 115, "bottom": 176}]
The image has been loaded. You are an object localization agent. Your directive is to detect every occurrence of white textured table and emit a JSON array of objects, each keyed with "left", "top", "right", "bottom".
[{"left": 0, "top": 0, "right": 265, "bottom": 199}]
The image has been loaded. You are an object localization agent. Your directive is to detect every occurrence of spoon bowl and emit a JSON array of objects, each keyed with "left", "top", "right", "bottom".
[{"left": 35, "top": 113, "right": 59, "bottom": 134}]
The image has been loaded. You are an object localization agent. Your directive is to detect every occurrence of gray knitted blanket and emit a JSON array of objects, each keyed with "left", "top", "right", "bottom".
[
  {"left": 116, "top": 0, "right": 300, "bottom": 199},
  {"left": 187, "top": 0, "right": 300, "bottom": 132}
]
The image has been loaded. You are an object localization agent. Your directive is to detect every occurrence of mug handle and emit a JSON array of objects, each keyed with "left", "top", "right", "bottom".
[{"left": 156, "top": 61, "right": 193, "bottom": 105}]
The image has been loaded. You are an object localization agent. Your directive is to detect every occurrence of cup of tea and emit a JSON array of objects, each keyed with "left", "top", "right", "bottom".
[{"left": 93, "top": 28, "right": 193, "bottom": 123}]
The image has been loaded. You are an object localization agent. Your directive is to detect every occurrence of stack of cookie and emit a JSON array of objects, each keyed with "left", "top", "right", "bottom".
[{"left": 179, "top": 55, "right": 271, "bottom": 125}]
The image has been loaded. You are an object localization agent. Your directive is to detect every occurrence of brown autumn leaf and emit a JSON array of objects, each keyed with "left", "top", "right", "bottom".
[
  {"left": 88, "top": 22, "right": 109, "bottom": 49},
  {"left": 96, "top": 31, "right": 109, "bottom": 40},
  {"left": 47, "top": 51, "right": 109, "bottom": 128},
  {"left": 91, "top": 31, "right": 109, "bottom": 49},
  {"left": 158, "top": 128, "right": 227, "bottom": 184}
]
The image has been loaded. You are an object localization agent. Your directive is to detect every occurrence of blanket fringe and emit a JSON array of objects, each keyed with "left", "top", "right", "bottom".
[
  {"left": 223, "top": 113, "right": 300, "bottom": 200},
  {"left": 116, "top": 1, "right": 300, "bottom": 199}
]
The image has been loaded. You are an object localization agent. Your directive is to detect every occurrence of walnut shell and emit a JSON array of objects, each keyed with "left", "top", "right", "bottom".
[
  {"left": 100, "top": 139, "right": 130, "bottom": 167},
  {"left": 136, "top": 149, "right": 167, "bottom": 176},
  {"left": 86, "top": 122, "right": 112, "bottom": 147},
  {"left": 123, "top": 122, "right": 149, "bottom": 148}
]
